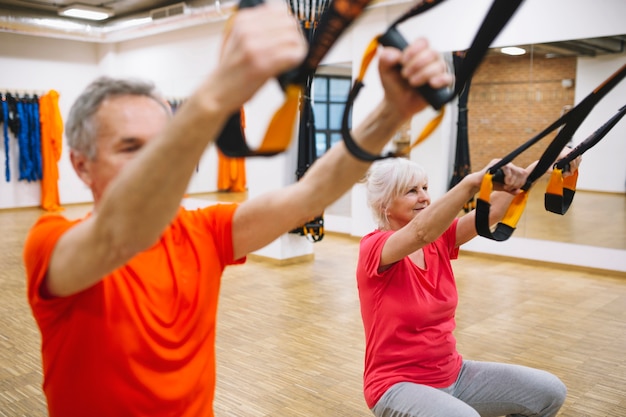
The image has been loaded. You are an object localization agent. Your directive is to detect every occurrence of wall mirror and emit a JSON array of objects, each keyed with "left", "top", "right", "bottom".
[
  {"left": 465, "top": 36, "right": 626, "bottom": 251},
  {"left": 323, "top": 35, "right": 626, "bottom": 256}
]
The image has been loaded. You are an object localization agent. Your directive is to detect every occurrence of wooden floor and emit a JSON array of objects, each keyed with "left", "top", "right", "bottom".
[
  {"left": 518, "top": 177, "right": 625, "bottom": 250},
  {"left": 0, "top": 194, "right": 625, "bottom": 416}
]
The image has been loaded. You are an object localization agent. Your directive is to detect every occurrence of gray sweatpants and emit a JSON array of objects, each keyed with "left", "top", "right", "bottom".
[{"left": 371, "top": 360, "right": 566, "bottom": 417}]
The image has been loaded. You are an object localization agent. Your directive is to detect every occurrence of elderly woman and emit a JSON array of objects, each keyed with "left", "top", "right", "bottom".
[{"left": 357, "top": 156, "right": 578, "bottom": 417}]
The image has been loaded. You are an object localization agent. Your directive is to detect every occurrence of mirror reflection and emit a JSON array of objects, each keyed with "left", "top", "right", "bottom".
[{"left": 466, "top": 37, "right": 626, "bottom": 250}]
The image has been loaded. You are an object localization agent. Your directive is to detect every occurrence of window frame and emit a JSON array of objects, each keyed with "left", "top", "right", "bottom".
[{"left": 312, "top": 74, "right": 352, "bottom": 156}]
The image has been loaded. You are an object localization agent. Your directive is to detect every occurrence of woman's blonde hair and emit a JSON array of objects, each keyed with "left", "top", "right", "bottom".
[{"left": 364, "top": 158, "right": 427, "bottom": 229}]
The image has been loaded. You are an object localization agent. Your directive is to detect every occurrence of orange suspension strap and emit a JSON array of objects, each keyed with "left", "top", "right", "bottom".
[
  {"left": 545, "top": 104, "right": 626, "bottom": 215},
  {"left": 341, "top": 0, "right": 525, "bottom": 161},
  {"left": 476, "top": 63, "right": 626, "bottom": 241},
  {"left": 216, "top": 0, "right": 374, "bottom": 157}
]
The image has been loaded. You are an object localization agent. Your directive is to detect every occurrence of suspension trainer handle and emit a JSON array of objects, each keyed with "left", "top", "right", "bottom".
[
  {"left": 545, "top": 104, "right": 626, "bottom": 215},
  {"left": 378, "top": 27, "right": 451, "bottom": 110},
  {"left": 476, "top": 64, "right": 626, "bottom": 240},
  {"left": 239, "top": 0, "right": 264, "bottom": 8},
  {"left": 218, "top": 0, "right": 376, "bottom": 157}
]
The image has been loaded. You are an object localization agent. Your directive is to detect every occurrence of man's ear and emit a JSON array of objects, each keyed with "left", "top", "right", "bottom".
[{"left": 70, "top": 150, "right": 93, "bottom": 187}]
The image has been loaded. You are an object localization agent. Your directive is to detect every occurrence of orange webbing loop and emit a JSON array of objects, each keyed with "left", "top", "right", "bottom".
[
  {"left": 357, "top": 37, "right": 380, "bottom": 82},
  {"left": 545, "top": 168, "right": 579, "bottom": 215},
  {"left": 475, "top": 172, "right": 529, "bottom": 241},
  {"left": 478, "top": 172, "right": 494, "bottom": 202},
  {"left": 396, "top": 107, "right": 446, "bottom": 156},
  {"left": 257, "top": 85, "right": 302, "bottom": 153},
  {"left": 546, "top": 167, "right": 578, "bottom": 196},
  {"left": 563, "top": 170, "right": 578, "bottom": 193},
  {"left": 500, "top": 190, "right": 529, "bottom": 229}
]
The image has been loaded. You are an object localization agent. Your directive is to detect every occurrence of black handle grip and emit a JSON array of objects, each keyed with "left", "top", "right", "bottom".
[
  {"left": 554, "top": 160, "right": 571, "bottom": 173},
  {"left": 277, "top": 68, "right": 300, "bottom": 91},
  {"left": 491, "top": 168, "right": 532, "bottom": 191},
  {"left": 238, "top": 0, "right": 264, "bottom": 9},
  {"left": 491, "top": 168, "right": 505, "bottom": 184},
  {"left": 378, "top": 27, "right": 451, "bottom": 110}
]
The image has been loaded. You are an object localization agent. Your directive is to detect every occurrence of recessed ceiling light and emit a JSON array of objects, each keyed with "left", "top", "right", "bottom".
[
  {"left": 500, "top": 46, "right": 526, "bottom": 56},
  {"left": 59, "top": 4, "right": 114, "bottom": 21}
]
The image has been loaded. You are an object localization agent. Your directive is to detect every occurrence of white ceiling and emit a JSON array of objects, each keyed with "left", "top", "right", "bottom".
[{"left": 0, "top": 0, "right": 625, "bottom": 54}]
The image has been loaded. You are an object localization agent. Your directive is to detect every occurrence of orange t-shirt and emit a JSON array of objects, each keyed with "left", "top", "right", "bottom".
[{"left": 23, "top": 203, "right": 244, "bottom": 417}]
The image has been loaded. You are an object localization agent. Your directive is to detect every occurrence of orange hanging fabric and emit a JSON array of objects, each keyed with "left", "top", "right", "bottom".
[
  {"left": 217, "top": 108, "right": 247, "bottom": 192},
  {"left": 38, "top": 90, "right": 64, "bottom": 212}
]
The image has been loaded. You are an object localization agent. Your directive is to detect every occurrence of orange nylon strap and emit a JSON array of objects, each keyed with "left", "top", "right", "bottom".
[
  {"left": 396, "top": 108, "right": 446, "bottom": 156},
  {"left": 475, "top": 172, "right": 529, "bottom": 241},
  {"left": 500, "top": 191, "right": 529, "bottom": 228},
  {"left": 357, "top": 37, "right": 379, "bottom": 82},
  {"left": 544, "top": 168, "right": 578, "bottom": 215},
  {"left": 478, "top": 172, "right": 494, "bottom": 202},
  {"left": 257, "top": 85, "right": 302, "bottom": 153}
]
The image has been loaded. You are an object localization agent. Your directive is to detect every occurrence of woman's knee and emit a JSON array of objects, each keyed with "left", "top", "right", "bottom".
[{"left": 538, "top": 372, "right": 567, "bottom": 416}]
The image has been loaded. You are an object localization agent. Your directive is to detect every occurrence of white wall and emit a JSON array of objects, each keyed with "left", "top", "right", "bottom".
[{"left": 0, "top": 33, "right": 101, "bottom": 208}]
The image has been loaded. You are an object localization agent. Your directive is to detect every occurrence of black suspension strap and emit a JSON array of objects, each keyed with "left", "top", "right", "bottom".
[
  {"left": 341, "top": 0, "right": 525, "bottom": 161},
  {"left": 545, "top": 104, "right": 626, "bottom": 215},
  {"left": 476, "top": 63, "right": 626, "bottom": 241},
  {"left": 216, "top": 0, "right": 374, "bottom": 157},
  {"left": 448, "top": 51, "right": 474, "bottom": 213},
  {"left": 286, "top": 0, "right": 333, "bottom": 243}
]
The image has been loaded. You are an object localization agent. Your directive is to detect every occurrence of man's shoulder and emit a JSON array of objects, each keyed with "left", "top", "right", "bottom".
[
  {"left": 29, "top": 213, "right": 79, "bottom": 236},
  {"left": 179, "top": 200, "right": 239, "bottom": 220},
  {"left": 24, "top": 214, "right": 80, "bottom": 254}
]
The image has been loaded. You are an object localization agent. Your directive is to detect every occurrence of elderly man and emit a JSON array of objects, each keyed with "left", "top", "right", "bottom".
[{"left": 23, "top": 3, "right": 452, "bottom": 416}]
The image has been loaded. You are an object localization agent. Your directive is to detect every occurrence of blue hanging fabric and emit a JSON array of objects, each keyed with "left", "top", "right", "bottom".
[
  {"left": 16, "top": 99, "right": 33, "bottom": 181},
  {"left": 29, "top": 98, "right": 43, "bottom": 181},
  {"left": 2, "top": 93, "right": 45, "bottom": 183},
  {"left": 1, "top": 96, "right": 9, "bottom": 182}
]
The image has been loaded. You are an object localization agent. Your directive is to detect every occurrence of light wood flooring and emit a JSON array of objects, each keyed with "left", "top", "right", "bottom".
[
  {"left": 0, "top": 193, "right": 625, "bottom": 416},
  {"left": 517, "top": 177, "right": 625, "bottom": 250}
]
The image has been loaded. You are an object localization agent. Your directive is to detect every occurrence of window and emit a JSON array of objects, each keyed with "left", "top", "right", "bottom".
[{"left": 312, "top": 75, "right": 352, "bottom": 156}]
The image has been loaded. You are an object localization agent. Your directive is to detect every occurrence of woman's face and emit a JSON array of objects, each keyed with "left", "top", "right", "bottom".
[{"left": 385, "top": 177, "right": 431, "bottom": 230}]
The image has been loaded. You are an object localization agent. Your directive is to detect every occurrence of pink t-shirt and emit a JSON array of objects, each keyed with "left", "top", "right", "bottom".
[{"left": 357, "top": 219, "right": 462, "bottom": 408}]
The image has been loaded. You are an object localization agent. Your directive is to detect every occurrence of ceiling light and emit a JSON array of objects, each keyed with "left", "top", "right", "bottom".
[
  {"left": 59, "top": 4, "right": 114, "bottom": 21},
  {"left": 500, "top": 46, "right": 526, "bottom": 56}
]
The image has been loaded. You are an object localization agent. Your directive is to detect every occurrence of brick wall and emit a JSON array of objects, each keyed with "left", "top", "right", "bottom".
[{"left": 464, "top": 54, "right": 577, "bottom": 172}]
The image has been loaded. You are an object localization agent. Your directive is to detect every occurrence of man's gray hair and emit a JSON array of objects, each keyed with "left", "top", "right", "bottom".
[{"left": 65, "top": 76, "right": 171, "bottom": 159}]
